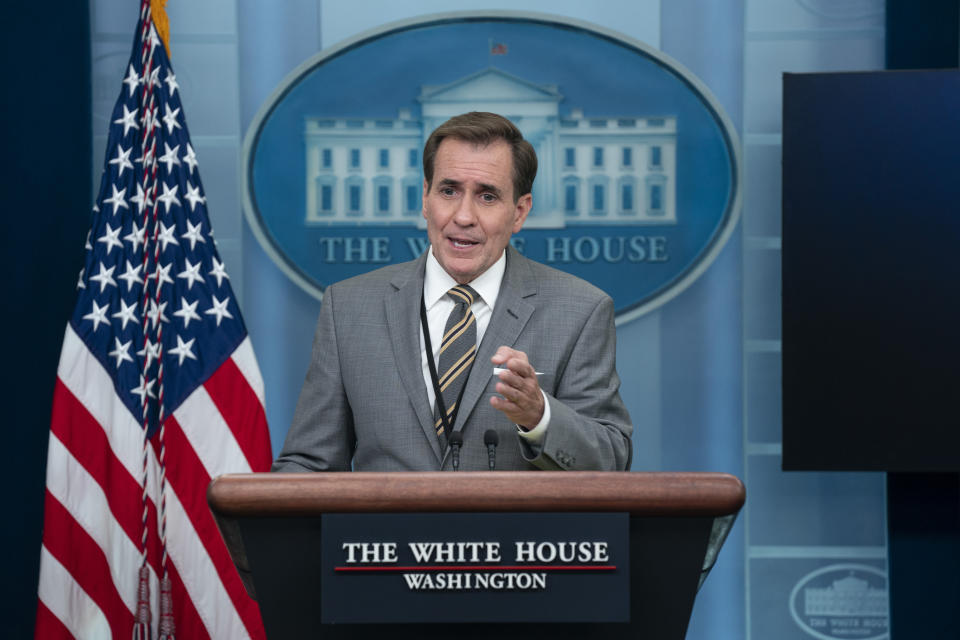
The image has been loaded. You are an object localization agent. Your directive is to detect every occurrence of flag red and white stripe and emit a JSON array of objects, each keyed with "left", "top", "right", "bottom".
[{"left": 36, "top": 2, "right": 271, "bottom": 638}]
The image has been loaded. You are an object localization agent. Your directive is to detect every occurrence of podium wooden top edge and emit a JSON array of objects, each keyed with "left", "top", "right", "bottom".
[{"left": 208, "top": 471, "right": 745, "bottom": 518}]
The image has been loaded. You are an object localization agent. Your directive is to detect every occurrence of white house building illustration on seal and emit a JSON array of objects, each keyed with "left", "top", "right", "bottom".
[{"left": 304, "top": 67, "right": 677, "bottom": 228}]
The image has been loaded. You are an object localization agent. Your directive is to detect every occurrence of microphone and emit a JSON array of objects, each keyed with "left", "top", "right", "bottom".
[
  {"left": 483, "top": 429, "right": 499, "bottom": 471},
  {"left": 448, "top": 431, "right": 463, "bottom": 471}
]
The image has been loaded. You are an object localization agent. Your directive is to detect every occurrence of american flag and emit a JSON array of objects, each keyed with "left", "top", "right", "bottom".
[{"left": 35, "top": 2, "right": 271, "bottom": 638}]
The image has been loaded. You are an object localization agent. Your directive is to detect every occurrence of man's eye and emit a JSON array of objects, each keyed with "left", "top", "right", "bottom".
[
  {"left": 440, "top": 187, "right": 456, "bottom": 196},
  {"left": 480, "top": 193, "right": 497, "bottom": 203}
]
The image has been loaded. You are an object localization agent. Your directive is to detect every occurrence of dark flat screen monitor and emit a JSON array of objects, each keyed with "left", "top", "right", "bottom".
[{"left": 781, "top": 70, "right": 960, "bottom": 471}]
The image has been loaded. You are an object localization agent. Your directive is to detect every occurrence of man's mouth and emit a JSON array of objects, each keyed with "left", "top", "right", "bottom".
[{"left": 449, "top": 237, "right": 479, "bottom": 248}]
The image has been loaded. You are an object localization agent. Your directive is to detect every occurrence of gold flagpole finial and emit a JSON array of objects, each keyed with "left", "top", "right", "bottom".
[{"left": 151, "top": 0, "right": 171, "bottom": 57}]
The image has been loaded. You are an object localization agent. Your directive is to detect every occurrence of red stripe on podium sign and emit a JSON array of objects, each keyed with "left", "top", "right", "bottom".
[{"left": 335, "top": 565, "right": 618, "bottom": 572}]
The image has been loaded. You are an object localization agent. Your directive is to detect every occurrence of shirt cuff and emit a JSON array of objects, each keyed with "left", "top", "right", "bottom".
[{"left": 516, "top": 389, "right": 550, "bottom": 445}]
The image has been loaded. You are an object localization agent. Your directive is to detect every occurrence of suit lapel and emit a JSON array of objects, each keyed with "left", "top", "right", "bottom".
[
  {"left": 384, "top": 252, "right": 443, "bottom": 462},
  {"left": 453, "top": 247, "right": 536, "bottom": 436}
]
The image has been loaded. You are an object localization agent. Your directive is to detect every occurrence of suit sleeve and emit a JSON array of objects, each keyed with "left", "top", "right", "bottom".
[
  {"left": 272, "top": 285, "right": 355, "bottom": 471},
  {"left": 518, "top": 294, "right": 633, "bottom": 471}
]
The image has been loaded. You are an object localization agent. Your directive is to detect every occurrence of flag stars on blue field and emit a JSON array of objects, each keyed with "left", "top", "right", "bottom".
[
  {"left": 147, "top": 299, "right": 169, "bottom": 328},
  {"left": 164, "top": 71, "right": 179, "bottom": 97},
  {"left": 148, "top": 23, "right": 161, "bottom": 50},
  {"left": 159, "top": 142, "right": 180, "bottom": 173},
  {"left": 131, "top": 374, "right": 156, "bottom": 402},
  {"left": 114, "top": 105, "right": 139, "bottom": 136},
  {"left": 83, "top": 300, "right": 110, "bottom": 331},
  {"left": 104, "top": 184, "right": 129, "bottom": 215},
  {"left": 163, "top": 104, "right": 181, "bottom": 134},
  {"left": 131, "top": 184, "right": 151, "bottom": 215},
  {"left": 152, "top": 261, "right": 175, "bottom": 288},
  {"left": 141, "top": 108, "right": 159, "bottom": 136},
  {"left": 174, "top": 297, "right": 201, "bottom": 328},
  {"left": 109, "top": 338, "right": 135, "bottom": 368},
  {"left": 90, "top": 262, "right": 117, "bottom": 292},
  {"left": 183, "top": 144, "right": 198, "bottom": 174},
  {"left": 122, "top": 64, "right": 139, "bottom": 97},
  {"left": 98, "top": 223, "right": 124, "bottom": 253},
  {"left": 109, "top": 144, "right": 135, "bottom": 177},
  {"left": 70, "top": 17, "right": 246, "bottom": 430},
  {"left": 169, "top": 335, "right": 197, "bottom": 365},
  {"left": 112, "top": 299, "right": 139, "bottom": 330},
  {"left": 137, "top": 339, "right": 159, "bottom": 370},
  {"left": 205, "top": 295, "right": 233, "bottom": 326},
  {"left": 181, "top": 220, "right": 205, "bottom": 249},
  {"left": 157, "top": 221, "right": 179, "bottom": 251},
  {"left": 209, "top": 258, "right": 228, "bottom": 286},
  {"left": 135, "top": 143, "right": 155, "bottom": 169},
  {"left": 118, "top": 261, "right": 143, "bottom": 291},
  {"left": 144, "top": 68, "right": 161, "bottom": 94},
  {"left": 177, "top": 258, "right": 204, "bottom": 289},
  {"left": 157, "top": 182, "right": 180, "bottom": 213},
  {"left": 124, "top": 221, "right": 145, "bottom": 251},
  {"left": 184, "top": 184, "right": 205, "bottom": 212}
]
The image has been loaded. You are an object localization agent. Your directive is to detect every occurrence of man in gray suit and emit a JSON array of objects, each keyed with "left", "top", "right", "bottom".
[{"left": 273, "top": 112, "right": 632, "bottom": 472}]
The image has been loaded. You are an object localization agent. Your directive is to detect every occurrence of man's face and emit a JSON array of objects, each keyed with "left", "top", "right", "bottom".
[{"left": 422, "top": 138, "right": 532, "bottom": 284}]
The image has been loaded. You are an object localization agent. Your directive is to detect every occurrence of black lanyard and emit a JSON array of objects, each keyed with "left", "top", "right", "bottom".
[{"left": 420, "top": 293, "right": 471, "bottom": 438}]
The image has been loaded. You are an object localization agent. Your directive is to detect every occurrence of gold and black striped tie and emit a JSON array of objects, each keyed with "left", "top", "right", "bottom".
[{"left": 434, "top": 285, "right": 478, "bottom": 442}]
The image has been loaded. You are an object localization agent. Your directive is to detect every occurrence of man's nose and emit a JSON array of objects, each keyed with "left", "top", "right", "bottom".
[{"left": 452, "top": 194, "right": 477, "bottom": 225}]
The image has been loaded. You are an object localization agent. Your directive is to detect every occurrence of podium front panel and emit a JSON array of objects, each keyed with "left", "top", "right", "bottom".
[
  {"left": 237, "top": 514, "right": 712, "bottom": 639},
  {"left": 208, "top": 471, "right": 745, "bottom": 640}
]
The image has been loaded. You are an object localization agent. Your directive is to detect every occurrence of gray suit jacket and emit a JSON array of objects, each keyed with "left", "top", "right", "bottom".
[{"left": 272, "top": 246, "right": 632, "bottom": 472}]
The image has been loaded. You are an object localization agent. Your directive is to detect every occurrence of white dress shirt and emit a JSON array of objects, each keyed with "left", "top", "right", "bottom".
[{"left": 420, "top": 248, "right": 549, "bottom": 443}]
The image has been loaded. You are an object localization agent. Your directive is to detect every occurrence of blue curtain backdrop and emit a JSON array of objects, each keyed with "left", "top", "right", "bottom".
[{"left": 5, "top": 1, "right": 905, "bottom": 637}]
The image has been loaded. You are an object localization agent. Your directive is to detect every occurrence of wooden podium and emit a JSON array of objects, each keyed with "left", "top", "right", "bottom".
[{"left": 208, "top": 472, "right": 744, "bottom": 639}]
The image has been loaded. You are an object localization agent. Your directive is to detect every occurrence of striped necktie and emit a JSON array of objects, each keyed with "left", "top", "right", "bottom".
[{"left": 433, "top": 284, "right": 478, "bottom": 441}]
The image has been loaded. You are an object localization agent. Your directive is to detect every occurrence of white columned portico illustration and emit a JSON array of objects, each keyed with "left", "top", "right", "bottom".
[{"left": 304, "top": 67, "right": 677, "bottom": 229}]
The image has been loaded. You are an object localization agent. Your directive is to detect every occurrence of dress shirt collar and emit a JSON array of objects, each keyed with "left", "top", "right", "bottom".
[{"left": 424, "top": 247, "right": 506, "bottom": 310}]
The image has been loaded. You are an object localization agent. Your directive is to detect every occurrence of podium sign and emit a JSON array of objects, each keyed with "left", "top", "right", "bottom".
[{"left": 321, "top": 512, "right": 629, "bottom": 623}]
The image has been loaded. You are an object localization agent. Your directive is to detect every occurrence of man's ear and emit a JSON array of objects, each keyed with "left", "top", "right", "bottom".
[
  {"left": 421, "top": 178, "right": 429, "bottom": 220},
  {"left": 512, "top": 193, "right": 533, "bottom": 233}
]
